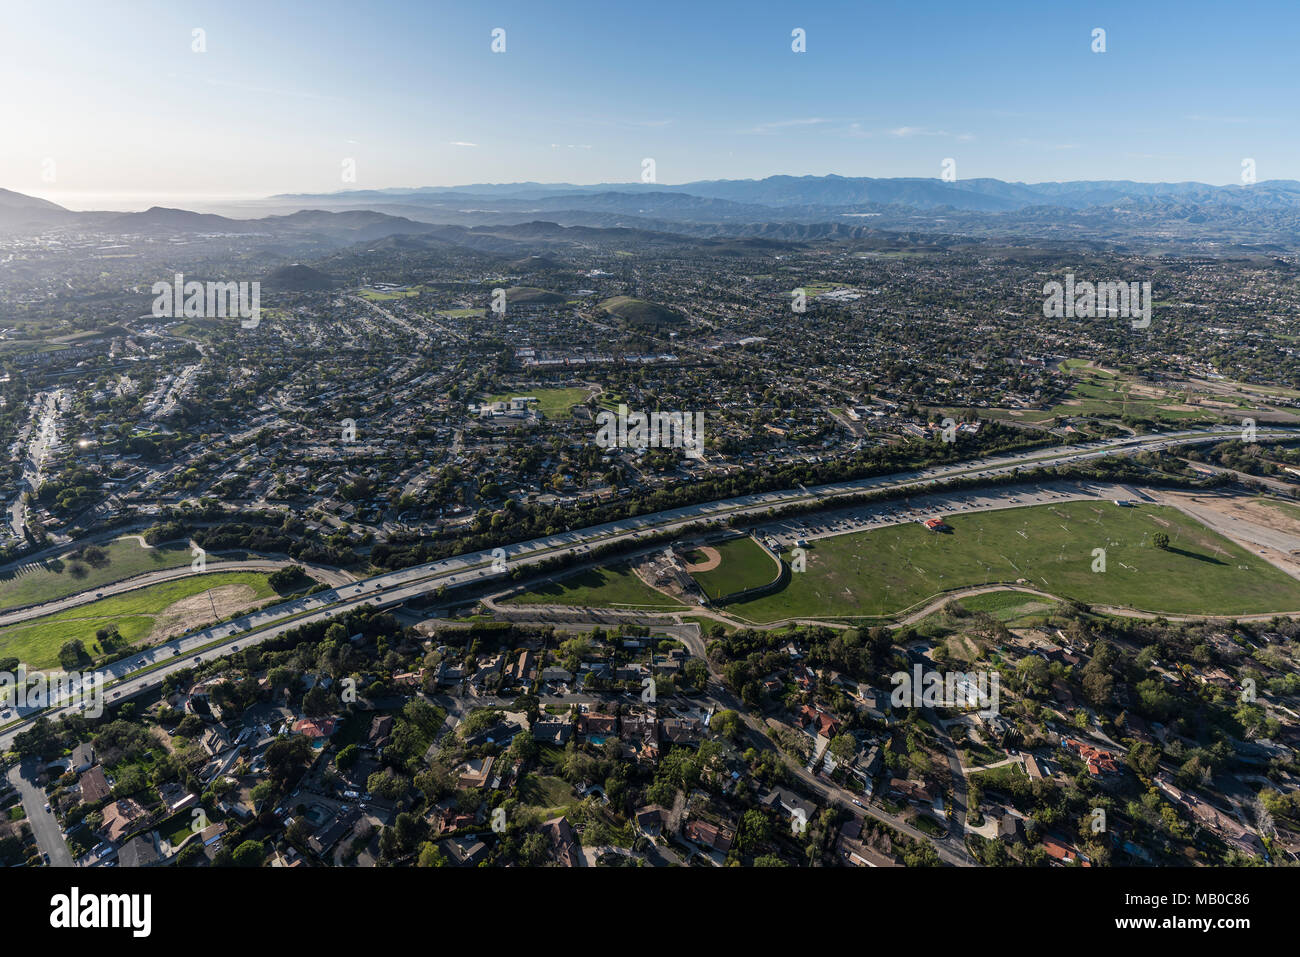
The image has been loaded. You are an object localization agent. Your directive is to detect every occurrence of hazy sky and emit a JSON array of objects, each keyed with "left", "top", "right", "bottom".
[{"left": 4, "top": 0, "right": 1298, "bottom": 208}]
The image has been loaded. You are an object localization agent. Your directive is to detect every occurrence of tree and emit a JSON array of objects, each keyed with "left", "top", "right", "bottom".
[
  {"left": 231, "top": 840, "right": 265, "bottom": 867},
  {"left": 828, "top": 733, "right": 856, "bottom": 765},
  {"left": 711, "top": 709, "right": 742, "bottom": 741},
  {"left": 518, "top": 832, "right": 548, "bottom": 866},
  {"left": 683, "top": 658, "right": 709, "bottom": 689},
  {"left": 417, "top": 842, "right": 447, "bottom": 867},
  {"left": 336, "top": 743, "right": 360, "bottom": 771},
  {"left": 303, "top": 685, "right": 335, "bottom": 717},
  {"left": 1153, "top": 532, "right": 1170, "bottom": 550},
  {"left": 1016, "top": 655, "right": 1050, "bottom": 696},
  {"left": 268, "top": 565, "right": 308, "bottom": 591},
  {"left": 58, "top": 639, "right": 89, "bottom": 670}
]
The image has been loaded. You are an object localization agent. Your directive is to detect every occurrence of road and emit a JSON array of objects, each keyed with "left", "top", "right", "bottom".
[
  {"left": 0, "top": 556, "right": 355, "bottom": 627},
  {"left": 7, "top": 758, "right": 72, "bottom": 866},
  {"left": 6, "top": 389, "right": 65, "bottom": 541}
]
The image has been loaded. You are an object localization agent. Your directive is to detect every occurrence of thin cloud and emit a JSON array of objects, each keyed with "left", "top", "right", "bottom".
[
  {"left": 449, "top": 141, "right": 478, "bottom": 147},
  {"left": 740, "top": 117, "right": 830, "bottom": 134},
  {"left": 890, "top": 126, "right": 974, "bottom": 141}
]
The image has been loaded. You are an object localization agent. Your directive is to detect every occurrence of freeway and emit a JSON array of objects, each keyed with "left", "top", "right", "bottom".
[{"left": 3, "top": 424, "right": 1297, "bottom": 750}]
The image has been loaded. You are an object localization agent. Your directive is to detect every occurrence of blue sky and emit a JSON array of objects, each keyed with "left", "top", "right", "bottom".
[{"left": 3, "top": 0, "right": 1298, "bottom": 206}]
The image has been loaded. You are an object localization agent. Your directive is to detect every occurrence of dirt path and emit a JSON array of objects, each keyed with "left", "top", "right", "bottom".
[{"left": 682, "top": 546, "right": 721, "bottom": 572}]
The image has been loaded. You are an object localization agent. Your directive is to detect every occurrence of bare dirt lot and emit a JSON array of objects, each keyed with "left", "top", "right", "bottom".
[
  {"left": 147, "top": 583, "right": 261, "bottom": 642},
  {"left": 1154, "top": 491, "right": 1300, "bottom": 582}
]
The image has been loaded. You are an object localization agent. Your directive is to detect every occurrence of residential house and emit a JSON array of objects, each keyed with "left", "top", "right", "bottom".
[{"left": 79, "top": 765, "right": 111, "bottom": 804}]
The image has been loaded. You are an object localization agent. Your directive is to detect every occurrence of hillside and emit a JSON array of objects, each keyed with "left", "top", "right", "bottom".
[
  {"left": 263, "top": 263, "right": 337, "bottom": 291},
  {"left": 597, "top": 296, "right": 688, "bottom": 331},
  {"left": 504, "top": 286, "right": 566, "bottom": 305}
]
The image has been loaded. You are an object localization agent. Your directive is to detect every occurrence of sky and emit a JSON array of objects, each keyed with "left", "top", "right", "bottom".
[{"left": 3, "top": 0, "right": 1299, "bottom": 208}]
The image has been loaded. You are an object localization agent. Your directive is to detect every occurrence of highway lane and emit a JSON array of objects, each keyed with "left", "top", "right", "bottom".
[{"left": 4, "top": 425, "right": 1297, "bottom": 749}]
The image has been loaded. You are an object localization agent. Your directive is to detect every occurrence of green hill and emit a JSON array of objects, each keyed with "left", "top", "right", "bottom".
[
  {"left": 597, "top": 296, "right": 687, "bottom": 332},
  {"left": 504, "top": 286, "right": 566, "bottom": 305}
]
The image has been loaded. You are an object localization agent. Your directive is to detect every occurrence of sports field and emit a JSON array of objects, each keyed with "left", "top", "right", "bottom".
[
  {"left": 486, "top": 387, "right": 591, "bottom": 419},
  {"left": 688, "top": 535, "right": 780, "bottom": 600},
  {"left": 505, "top": 564, "right": 684, "bottom": 609},
  {"left": 0, "top": 572, "right": 277, "bottom": 669},
  {"left": 0, "top": 538, "right": 207, "bottom": 611},
  {"left": 725, "top": 500, "right": 1300, "bottom": 622}
]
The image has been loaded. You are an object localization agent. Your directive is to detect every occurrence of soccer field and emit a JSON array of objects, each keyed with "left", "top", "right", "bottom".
[
  {"left": 486, "top": 387, "right": 591, "bottom": 419},
  {"left": 727, "top": 500, "right": 1300, "bottom": 622}
]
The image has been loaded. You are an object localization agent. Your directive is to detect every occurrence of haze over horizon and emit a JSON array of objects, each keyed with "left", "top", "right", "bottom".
[{"left": 6, "top": 0, "right": 1300, "bottom": 207}]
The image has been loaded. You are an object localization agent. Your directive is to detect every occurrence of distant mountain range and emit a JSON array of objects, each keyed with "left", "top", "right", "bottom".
[
  {"left": 273, "top": 174, "right": 1300, "bottom": 212},
  {"left": 9, "top": 174, "right": 1300, "bottom": 248}
]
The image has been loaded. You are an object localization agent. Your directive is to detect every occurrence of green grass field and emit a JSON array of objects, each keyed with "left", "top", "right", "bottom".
[
  {"left": 953, "top": 590, "right": 1060, "bottom": 623},
  {"left": 358, "top": 286, "right": 420, "bottom": 301},
  {"left": 725, "top": 501, "right": 1300, "bottom": 622},
  {"left": 486, "top": 387, "right": 591, "bottom": 419},
  {"left": 0, "top": 538, "right": 207, "bottom": 611},
  {"left": 1050, "top": 365, "right": 1214, "bottom": 423},
  {"left": 516, "top": 773, "right": 579, "bottom": 817},
  {"left": 440, "top": 307, "right": 485, "bottom": 318},
  {"left": 0, "top": 571, "right": 276, "bottom": 668},
  {"left": 688, "top": 536, "right": 780, "bottom": 600},
  {"left": 505, "top": 564, "right": 684, "bottom": 609}
]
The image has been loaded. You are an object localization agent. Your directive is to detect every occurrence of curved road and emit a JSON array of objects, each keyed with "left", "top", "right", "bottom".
[{"left": 0, "top": 557, "right": 355, "bottom": 627}]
